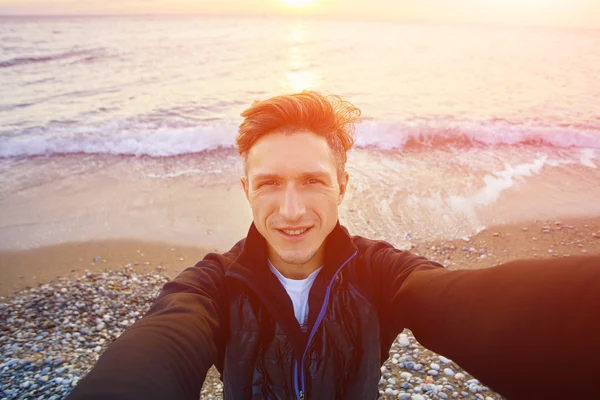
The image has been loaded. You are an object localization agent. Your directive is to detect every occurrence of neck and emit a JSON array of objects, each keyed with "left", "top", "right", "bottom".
[{"left": 267, "top": 247, "right": 324, "bottom": 280}]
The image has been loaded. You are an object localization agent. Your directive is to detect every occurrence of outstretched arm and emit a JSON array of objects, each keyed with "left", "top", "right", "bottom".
[
  {"left": 389, "top": 254, "right": 600, "bottom": 399},
  {"left": 66, "top": 257, "right": 225, "bottom": 400}
]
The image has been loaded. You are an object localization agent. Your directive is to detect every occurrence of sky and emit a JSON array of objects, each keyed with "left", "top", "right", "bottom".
[{"left": 0, "top": 0, "right": 599, "bottom": 29}]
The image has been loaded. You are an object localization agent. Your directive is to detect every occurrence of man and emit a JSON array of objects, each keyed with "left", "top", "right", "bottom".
[{"left": 67, "top": 92, "right": 600, "bottom": 399}]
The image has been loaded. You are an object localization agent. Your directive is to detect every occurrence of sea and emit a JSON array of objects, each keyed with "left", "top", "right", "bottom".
[{"left": 1, "top": 16, "right": 599, "bottom": 250}]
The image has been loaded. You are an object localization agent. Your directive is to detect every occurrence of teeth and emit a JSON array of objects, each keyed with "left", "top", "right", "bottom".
[{"left": 282, "top": 228, "right": 308, "bottom": 236}]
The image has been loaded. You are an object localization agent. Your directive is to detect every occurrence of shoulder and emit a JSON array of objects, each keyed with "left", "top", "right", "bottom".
[
  {"left": 193, "top": 237, "right": 246, "bottom": 271},
  {"left": 351, "top": 234, "right": 395, "bottom": 254},
  {"left": 349, "top": 234, "right": 442, "bottom": 273},
  {"left": 172, "top": 237, "right": 247, "bottom": 285}
]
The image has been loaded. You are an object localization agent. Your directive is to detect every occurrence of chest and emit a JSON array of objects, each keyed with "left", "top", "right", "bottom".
[{"left": 222, "top": 279, "right": 382, "bottom": 399}]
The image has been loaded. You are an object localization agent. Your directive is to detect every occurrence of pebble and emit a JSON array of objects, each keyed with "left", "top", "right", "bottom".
[
  {"left": 443, "top": 368, "right": 454, "bottom": 376},
  {"left": 454, "top": 373, "right": 465, "bottom": 379},
  {"left": 400, "top": 372, "right": 412, "bottom": 380},
  {"left": 438, "top": 356, "right": 451, "bottom": 364},
  {"left": 0, "top": 266, "right": 170, "bottom": 399},
  {"left": 430, "top": 363, "right": 440, "bottom": 370},
  {"left": 411, "top": 395, "right": 425, "bottom": 400},
  {"left": 427, "top": 369, "right": 439, "bottom": 376},
  {"left": 399, "top": 334, "right": 410, "bottom": 347}
]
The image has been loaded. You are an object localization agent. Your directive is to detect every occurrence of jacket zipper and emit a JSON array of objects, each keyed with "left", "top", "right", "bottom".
[{"left": 294, "top": 250, "right": 358, "bottom": 400}]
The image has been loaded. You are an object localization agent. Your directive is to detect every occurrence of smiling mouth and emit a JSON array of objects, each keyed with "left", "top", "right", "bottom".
[{"left": 277, "top": 227, "right": 312, "bottom": 237}]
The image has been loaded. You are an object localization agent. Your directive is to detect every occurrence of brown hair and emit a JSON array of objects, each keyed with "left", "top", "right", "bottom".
[{"left": 236, "top": 91, "right": 360, "bottom": 179}]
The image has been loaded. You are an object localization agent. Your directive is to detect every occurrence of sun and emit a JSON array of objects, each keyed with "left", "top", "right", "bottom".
[{"left": 281, "top": 0, "right": 315, "bottom": 7}]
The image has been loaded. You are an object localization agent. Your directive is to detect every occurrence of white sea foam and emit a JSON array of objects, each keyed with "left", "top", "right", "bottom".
[
  {"left": 449, "top": 151, "right": 593, "bottom": 209},
  {"left": 395, "top": 152, "right": 587, "bottom": 240},
  {"left": 579, "top": 149, "right": 598, "bottom": 168},
  {"left": 147, "top": 168, "right": 223, "bottom": 178},
  {"left": 464, "top": 156, "right": 548, "bottom": 207}
]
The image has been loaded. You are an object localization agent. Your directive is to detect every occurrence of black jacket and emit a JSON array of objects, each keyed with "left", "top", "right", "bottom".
[{"left": 67, "top": 222, "right": 600, "bottom": 399}]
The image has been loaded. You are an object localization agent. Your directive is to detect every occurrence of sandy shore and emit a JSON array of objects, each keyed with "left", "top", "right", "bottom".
[{"left": 0, "top": 240, "right": 212, "bottom": 298}]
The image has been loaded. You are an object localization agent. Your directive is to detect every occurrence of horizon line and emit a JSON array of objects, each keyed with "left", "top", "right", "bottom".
[{"left": 0, "top": 13, "right": 598, "bottom": 32}]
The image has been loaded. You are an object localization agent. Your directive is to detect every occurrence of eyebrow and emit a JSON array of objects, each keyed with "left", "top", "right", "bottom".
[{"left": 252, "top": 171, "right": 332, "bottom": 182}]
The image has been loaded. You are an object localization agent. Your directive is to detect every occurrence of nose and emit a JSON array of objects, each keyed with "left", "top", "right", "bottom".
[{"left": 279, "top": 184, "right": 306, "bottom": 222}]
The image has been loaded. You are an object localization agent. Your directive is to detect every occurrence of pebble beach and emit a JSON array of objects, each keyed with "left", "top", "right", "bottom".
[
  {"left": 2, "top": 217, "right": 598, "bottom": 400},
  {"left": 2, "top": 13, "right": 600, "bottom": 400}
]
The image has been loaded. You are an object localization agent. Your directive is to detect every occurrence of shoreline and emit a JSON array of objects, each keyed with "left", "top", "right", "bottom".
[
  {"left": 2, "top": 148, "right": 599, "bottom": 253},
  {"left": 2, "top": 217, "right": 599, "bottom": 298}
]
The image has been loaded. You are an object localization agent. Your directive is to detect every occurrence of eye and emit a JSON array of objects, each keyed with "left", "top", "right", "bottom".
[
  {"left": 307, "top": 179, "right": 320, "bottom": 185},
  {"left": 260, "top": 180, "right": 276, "bottom": 187}
]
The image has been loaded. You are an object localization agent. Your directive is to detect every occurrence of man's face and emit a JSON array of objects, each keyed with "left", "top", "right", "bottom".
[{"left": 241, "top": 130, "right": 348, "bottom": 276}]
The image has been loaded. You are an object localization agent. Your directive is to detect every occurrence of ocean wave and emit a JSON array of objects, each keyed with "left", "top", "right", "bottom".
[
  {"left": 0, "top": 122, "right": 239, "bottom": 158},
  {"left": 1, "top": 118, "right": 599, "bottom": 158},
  {"left": 356, "top": 119, "right": 600, "bottom": 150},
  {"left": 0, "top": 48, "right": 104, "bottom": 69}
]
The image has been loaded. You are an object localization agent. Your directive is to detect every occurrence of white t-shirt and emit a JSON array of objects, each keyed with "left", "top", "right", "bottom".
[{"left": 268, "top": 260, "right": 323, "bottom": 332}]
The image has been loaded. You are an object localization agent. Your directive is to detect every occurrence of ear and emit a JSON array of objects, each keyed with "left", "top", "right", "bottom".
[
  {"left": 338, "top": 171, "right": 349, "bottom": 205},
  {"left": 240, "top": 176, "right": 250, "bottom": 201}
]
